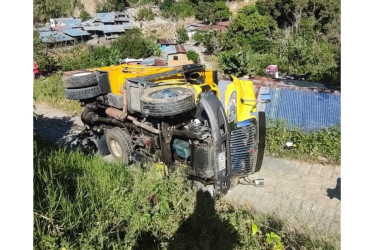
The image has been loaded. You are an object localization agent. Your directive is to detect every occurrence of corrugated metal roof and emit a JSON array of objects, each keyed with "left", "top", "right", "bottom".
[
  {"left": 102, "top": 24, "right": 133, "bottom": 33},
  {"left": 164, "top": 45, "right": 186, "bottom": 55},
  {"left": 95, "top": 13, "right": 115, "bottom": 23},
  {"left": 38, "top": 27, "right": 50, "bottom": 32},
  {"left": 157, "top": 39, "right": 177, "bottom": 45},
  {"left": 255, "top": 86, "right": 341, "bottom": 132},
  {"left": 39, "top": 31, "right": 74, "bottom": 43},
  {"left": 63, "top": 29, "right": 90, "bottom": 37},
  {"left": 141, "top": 57, "right": 167, "bottom": 66},
  {"left": 83, "top": 23, "right": 133, "bottom": 32},
  {"left": 53, "top": 18, "right": 82, "bottom": 26},
  {"left": 175, "top": 45, "right": 186, "bottom": 54},
  {"left": 164, "top": 45, "right": 176, "bottom": 55}
]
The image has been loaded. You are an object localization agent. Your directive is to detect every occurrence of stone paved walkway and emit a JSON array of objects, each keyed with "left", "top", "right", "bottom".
[{"left": 225, "top": 157, "right": 341, "bottom": 236}]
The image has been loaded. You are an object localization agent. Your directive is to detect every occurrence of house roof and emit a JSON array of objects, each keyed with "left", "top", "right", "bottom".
[
  {"left": 164, "top": 45, "right": 186, "bottom": 55},
  {"left": 52, "top": 18, "right": 82, "bottom": 26},
  {"left": 157, "top": 38, "right": 177, "bottom": 45},
  {"left": 62, "top": 28, "right": 90, "bottom": 37},
  {"left": 95, "top": 13, "right": 116, "bottom": 23},
  {"left": 141, "top": 57, "right": 167, "bottom": 66},
  {"left": 39, "top": 31, "right": 74, "bottom": 43}
]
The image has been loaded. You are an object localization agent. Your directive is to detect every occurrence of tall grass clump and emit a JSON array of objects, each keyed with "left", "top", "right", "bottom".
[
  {"left": 33, "top": 74, "right": 82, "bottom": 113},
  {"left": 266, "top": 120, "right": 341, "bottom": 165},
  {"left": 34, "top": 138, "right": 340, "bottom": 249}
]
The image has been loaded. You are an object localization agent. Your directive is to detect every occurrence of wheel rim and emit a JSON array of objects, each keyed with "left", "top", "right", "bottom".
[{"left": 109, "top": 139, "right": 122, "bottom": 158}]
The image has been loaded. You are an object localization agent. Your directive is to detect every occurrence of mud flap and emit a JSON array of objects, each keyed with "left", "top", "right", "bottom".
[
  {"left": 198, "top": 92, "right": 232, "bottom": 197},
  {"left": 254, "top": 111, "right": 266, "bottom": 173}
]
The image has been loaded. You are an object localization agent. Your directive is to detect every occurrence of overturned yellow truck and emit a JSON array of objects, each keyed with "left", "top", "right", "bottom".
[{"left": 63, "top": 64, "right": 270, "bottom": 197}]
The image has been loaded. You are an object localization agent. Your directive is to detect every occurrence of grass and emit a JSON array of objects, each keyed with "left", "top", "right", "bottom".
[
  {"left": 33, "top": 74, "right": 82, "bottom": 114},
  {"left": 265, "top": 120, "right": 341, "bottom": 165},
  {"left": 33, "top": 137, "right": 340, "bottom": 249}
]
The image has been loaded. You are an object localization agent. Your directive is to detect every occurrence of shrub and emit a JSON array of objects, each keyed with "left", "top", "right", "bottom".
[
  {"left": 33, "top": 30, "right": 59, "bottom": 74},
  {"left": 162, "top": 0, "right": 195, "bottom": 20},
  {"left": 79, "top": 10, "right": 91, "bottom": 21},
  {"left": 195, "top": 1, "right": 231, "bottom": 24},
  {"left": 176, "top": 27, "right": 189, "bottom": 44},
  {"left": 33, "top": 138, "right": 340, "bottom": 248},
  {"left": 112, "top": 28, "right": 159, "bottom": 59},
  {"left": 187, "top": 50, "right": 199, "bottom": 63},
  {"left": 265, "top": 120, "right": 341, "bottom": 164},
  {"left": 137, "top": 7, "right": 155, "bottom": 21}
]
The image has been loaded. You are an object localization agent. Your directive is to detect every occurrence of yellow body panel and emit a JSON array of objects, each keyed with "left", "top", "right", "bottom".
[
  {"left": 224, "top": 76, "right": 257, "bottom": 122},
  {"left": 87, "top": 64, "right": 220, "bottom": 99},
  {"left": 86, "top": 64, "right": 259, "bottom": 122}
]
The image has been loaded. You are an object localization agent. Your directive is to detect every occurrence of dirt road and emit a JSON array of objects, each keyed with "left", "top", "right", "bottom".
[{"left": 33, "top": 103, "right": 341, "bottom": 237}]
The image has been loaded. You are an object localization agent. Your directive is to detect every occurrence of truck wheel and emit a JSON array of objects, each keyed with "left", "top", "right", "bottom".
[
  {"left": 106, "top": 127, "right": 133, "bottom": 165},
  {"left": 63, "top": 71, "right": 98, "bottom": 89},
  {"left": 140, "top": 87, "right": 195, "bottom": 117},
  {"left": 64, "top": 86, "right": 101, "bottom": 100}
]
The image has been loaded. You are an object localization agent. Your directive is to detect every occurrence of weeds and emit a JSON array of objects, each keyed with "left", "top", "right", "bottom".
[
  {"left": 33, "top": 139, "right": 339, "bottom": 249},
  {"left": 265, "top": 120, "right": 341, "bottom": 165},
  {"left": 33, "top": 74, "right": 82, "bottom": 114}
]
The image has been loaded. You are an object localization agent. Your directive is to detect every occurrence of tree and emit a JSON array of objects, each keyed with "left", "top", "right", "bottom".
[
  {"left": 176, "top": 28, "right": 189, "bottom": 44},
  {"left": 112, "top": 29, "right": 160, "bottom": 59},
  {"left": 80, "top": 10, "right": 91, "bottom": 22},
  {"left": 33, "top": 30, "right": 59, "bottom": 74},
  {"left": 187, "top": 50, "right": 200, "bottom": 63},
  {"left": 195, "top": 1, "right": 231, "bottom": 24},
  {"left": 137, "top": 7, "right": 155, "bottom": 21}
]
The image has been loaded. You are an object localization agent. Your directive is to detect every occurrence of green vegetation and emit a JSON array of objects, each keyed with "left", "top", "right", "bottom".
[
  {"left": 192, "top": 0, "right": 341, "bottom": 87},
  {"left": 187, "top": 50, "right": 200, "bottom": 63},
  {"left": 111, "top": 28, "right": 161, "bottom": 59},
  {"left": 33, "top": 74, "right": 82, "bottom": 113},
  {"left": 266, "top": 120, "right": 341, "bottom": 165},
  {"left": 33, "top": 0, "right": 80, "bottom": 22},
  {"left": 79, "top": 9, "right": 91, "bottom": 21},
  {"left": 33, "top": 29, "right": 161, "bottom": 76},
  {"left": 59, "top": 45, "right": 122, "bottom": 71},
  {"left": 137, "top": 7, "right": 156, "bottom": 21},
  {"left": 96, "top": 0, "right": 128, "bottom": 12},
  {"left": 195, "top": 1, "right": 231, "bottom": 24},
  {"left": 176, "top": 27, "right": 189, "bottom": 44},
  {"left": 161, "top": 0, "right": 195, "bottom": 20},
  {"left": 33, "top": 138, "right": 340, "bottom": 249},
  {"left": 33, "top": 30, "right": 59, "bottom": 74}
]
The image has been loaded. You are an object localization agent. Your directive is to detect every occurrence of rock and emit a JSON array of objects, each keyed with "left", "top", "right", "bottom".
[{"left": 318, "top": 156, "right": 329, "bottom": 163}]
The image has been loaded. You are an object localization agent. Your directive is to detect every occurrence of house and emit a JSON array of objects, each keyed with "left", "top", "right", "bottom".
[
  {"left": 49, "top": 18, "right": 82, "bottom": 28},
  {"left": 164, "top": 45, "right": 193, "bottom": 66},
  {"left": 185, "top": 21, "right": 231, "bottom": 38},
  {"left": 157, "top": 39, "right": 178, "bottom": 51}
]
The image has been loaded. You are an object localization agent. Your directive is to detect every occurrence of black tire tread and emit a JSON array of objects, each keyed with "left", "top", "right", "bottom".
[
  {"left": 140, "top": 87, "right": 195, "bottom": 117},
  {"left": 63, "top": 71, "right": 98, "bottom": 89},
  {"left": 106, "top": 127, "right": 133, "bottom": 165},
  {"left": 64, "top": 86, "right": 101, "bottom": 100}
]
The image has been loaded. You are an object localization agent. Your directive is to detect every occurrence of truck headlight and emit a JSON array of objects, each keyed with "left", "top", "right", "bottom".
[{"left": 228, "top": 91, "right": 237, "bottom": 123}]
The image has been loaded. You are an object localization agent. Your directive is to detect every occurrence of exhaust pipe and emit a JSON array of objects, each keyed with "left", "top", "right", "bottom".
[{"left": 105, "top": 107, "right": 159, "bottom": 134}]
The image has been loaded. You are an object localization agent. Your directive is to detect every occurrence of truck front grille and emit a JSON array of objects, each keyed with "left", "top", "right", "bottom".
[{"left": 230, "top": 123, "right": 256, "bottom": 175}]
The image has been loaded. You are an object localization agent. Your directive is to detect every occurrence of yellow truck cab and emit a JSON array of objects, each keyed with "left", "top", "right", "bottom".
[{"left": 63, "top": 64, "right": 269, "bottom": 197}]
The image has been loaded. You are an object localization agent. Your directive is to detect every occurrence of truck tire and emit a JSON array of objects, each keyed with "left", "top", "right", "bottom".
[
  {"left": 106, "top": 127, "right": 133, "bottom": 165},
  {"left": 63, "top": 71, "right": 98, "bottom": 89},
  {"left": 140, "top": 87, "right": 195, "bottom": 117},
  {"left": 64, "top": 86, "right": 101, "bottom": 100}
]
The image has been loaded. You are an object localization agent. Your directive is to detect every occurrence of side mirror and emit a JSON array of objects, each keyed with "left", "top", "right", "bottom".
[{"left": 260, "top": 93, "right": 271, "bottom": 103}]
